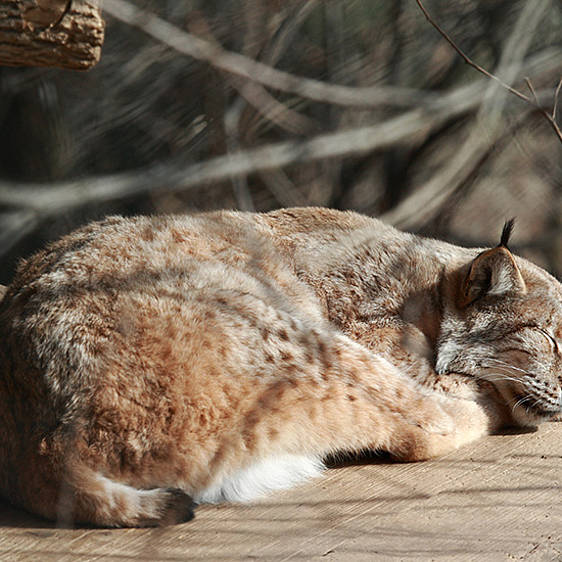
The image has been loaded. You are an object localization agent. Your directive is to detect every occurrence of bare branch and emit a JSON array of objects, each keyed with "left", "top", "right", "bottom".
[
  {"left": 263, "top": 1, "right": 319, "bottom": 67},
  {"left": 101, "top": 0, "right": 562, "bottom": 141},
  {"left": 383, "top": 109, "right": 539, "bottom": 231},
  {"left": 524, "top": 77, "right": 540, "bottom": 107},
  {"left": 415, "top": 0, "right": 532, "bottom": 105},
  {"left": 230, "top": 76, "right": 318, "bottom": 136},
  {"left": 188, "top": 11, "right": 317, "bottom": 137},
  {"left": 102, "top": 0, "right": 437, "bottom": 109},
  {"left": 382, "top": 0, "right": 555, "bottom": 231},
  {"left": 224, "top": 99, "right": 255, "bottom": 212},
  {"left": 553, "top": 77, "right": 562, "bottom": 122},
  {"left": 0, "top": 50, "right": 558, "bottom": 223},
  {"left": 242, "top": 1, "right": 321, "bottom": 137},
  {"left": 415, "top": 0, "right": 562, "bottom": 144},
  {"left": 379, "top": 104, "right": 551, "bottom": 230},
  {"left": 0, "top": 78, "right": 491, "bottom": 215},
  {"left": 259, "top": 169, "right": 308, "bottom": 208},
  {"left": 0, "top": 210, "right": 40, "bottom": 257}
]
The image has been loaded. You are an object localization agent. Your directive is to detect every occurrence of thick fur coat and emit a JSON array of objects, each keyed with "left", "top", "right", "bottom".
[{"left": 0, "top": 208, "right": 560, "bottom": 526}]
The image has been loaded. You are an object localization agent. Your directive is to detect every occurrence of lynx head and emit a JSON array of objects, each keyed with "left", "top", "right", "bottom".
[{"left": 437, "top": 220, "right": 562, "bottom": 426}]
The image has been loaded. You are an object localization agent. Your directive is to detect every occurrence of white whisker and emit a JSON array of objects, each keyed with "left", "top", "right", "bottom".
[
  {"left": 513, "top": 394, "right": 533, "bottom": 411},
  {"left": 482, "top": 373, "right": 520, "bottom": 383},
  {"left": 479, "top": 369, "right": 522, "bottom": 385},
  {"left": 483, "top": 359, "right": 531, "bottom": 376}
]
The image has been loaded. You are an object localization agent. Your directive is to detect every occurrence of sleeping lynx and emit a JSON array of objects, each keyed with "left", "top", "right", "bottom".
[{"left": 0, "top": 207, "right": 560, "bottom": 527}]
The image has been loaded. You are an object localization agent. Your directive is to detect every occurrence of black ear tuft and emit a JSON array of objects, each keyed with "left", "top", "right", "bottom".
[{"left": 498, "top": 218, "right": 516, "bottom": 249}]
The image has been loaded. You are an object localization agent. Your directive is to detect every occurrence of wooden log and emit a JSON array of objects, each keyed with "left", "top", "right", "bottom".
[{"left": 0, "top": 1, "right": 105, "bottom": 70}]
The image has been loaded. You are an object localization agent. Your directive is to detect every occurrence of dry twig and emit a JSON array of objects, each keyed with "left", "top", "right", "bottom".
[
  {"left": 553, "top": 77, "right": 562, "bottom": 123},
  {"left": 415, "top": 0, "right": 562, "bottom": 144},
  {"left": 384, "top": 0, "right": 555, "bottom": 230}
]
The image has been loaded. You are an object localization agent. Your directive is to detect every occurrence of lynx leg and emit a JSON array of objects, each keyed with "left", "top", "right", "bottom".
[
  {"left": 387, "top": 375, "right": 512, "bottom": 462},
  {"left": 189, "top": 332, "right": 495, "bottom": 501},
  {"left": 20, "top": 461, "right": 195, "bottom": 528},
  {"left": 388, "top": 394, "right": 492, "bottom": 462},
  {"left": 322, "top": 337, "right": 496, "bottom": 462},
  {"left": 55, "top": 466, "right": 195, "bottom": 527},
  {"left": 336, "top": 326, "right": 505, "bottom": 461}
]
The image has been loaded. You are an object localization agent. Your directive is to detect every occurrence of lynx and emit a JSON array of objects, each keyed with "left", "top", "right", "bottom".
[{"left": 0, "top": 208, "right": 560, "bottom": 527}]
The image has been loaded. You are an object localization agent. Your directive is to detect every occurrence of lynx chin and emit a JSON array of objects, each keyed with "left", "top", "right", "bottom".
[{"left": 0, "top": 208, "right": 560, "bottom": 527}]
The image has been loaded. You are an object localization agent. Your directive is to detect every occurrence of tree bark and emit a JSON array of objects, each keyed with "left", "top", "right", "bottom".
[{"left": 0, "top": 1, "right": 105, "bottom": 70}]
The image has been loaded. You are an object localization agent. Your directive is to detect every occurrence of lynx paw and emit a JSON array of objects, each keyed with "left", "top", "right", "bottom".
[
  {"left": 390, "top": 395, "right": 490, "bottom": 462},
  {"left": 137, "top": 488, "right": 195, "bottom": 527},
  {"left": 403, "top": 394, "right": 455, "bottom": 437},
  {"left": 61, "top": 469, "right": 197, "bottom": 527}
]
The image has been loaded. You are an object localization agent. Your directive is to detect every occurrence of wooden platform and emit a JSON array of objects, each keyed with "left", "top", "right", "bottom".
[{"left": 0, "top": 422, "right": 560, "bottom": 561}]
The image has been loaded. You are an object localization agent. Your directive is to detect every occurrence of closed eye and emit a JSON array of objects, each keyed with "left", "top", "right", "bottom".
[{"left": 537, "top": 328, "right": 559, "bottom": 353}]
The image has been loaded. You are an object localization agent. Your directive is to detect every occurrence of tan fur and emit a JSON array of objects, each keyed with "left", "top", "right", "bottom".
[{"left": 0, "top": 208, "right": 560, "bottom": 527}]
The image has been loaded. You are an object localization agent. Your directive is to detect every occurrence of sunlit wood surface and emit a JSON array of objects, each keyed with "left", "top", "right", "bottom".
[{"left": 0, "top": 422, "right": 560, "bottom": 561}]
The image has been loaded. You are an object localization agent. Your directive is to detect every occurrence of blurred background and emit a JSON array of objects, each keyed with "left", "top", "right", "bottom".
[{"left": 0, "top": 0, "right": 560, "bottom": 285}]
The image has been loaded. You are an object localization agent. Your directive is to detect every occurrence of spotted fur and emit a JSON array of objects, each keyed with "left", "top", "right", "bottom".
[{"left": 0, "top": 208, "right": 559, "bottom": 527}]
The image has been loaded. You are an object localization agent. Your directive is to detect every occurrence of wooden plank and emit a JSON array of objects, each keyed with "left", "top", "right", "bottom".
[{"left": 0, "top": 422, "right": 560, "bottom": 561}]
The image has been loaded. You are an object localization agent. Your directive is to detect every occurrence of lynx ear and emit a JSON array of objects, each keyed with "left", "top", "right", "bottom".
[{"left": 458, "top": 246, "right": 526, "bottom": 307}]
